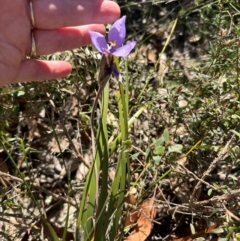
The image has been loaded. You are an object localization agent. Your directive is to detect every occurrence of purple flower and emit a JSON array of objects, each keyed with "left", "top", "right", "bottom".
[{"left": 89, "top": 16, "right": 136, "bottom": 58}]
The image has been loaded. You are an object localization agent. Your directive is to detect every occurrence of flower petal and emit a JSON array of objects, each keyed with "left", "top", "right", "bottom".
[
  {"left": 111, "top": 64, "right": 120, "bottom": 80},
  {"left": 112, "top": 41, "right": 137, "bottom": 57},
  {"left": 89, "top": 30, "right": 108, "bottom": 54},
  {"left": 108, "top": 16, "right": 126, "bottom": 48}
]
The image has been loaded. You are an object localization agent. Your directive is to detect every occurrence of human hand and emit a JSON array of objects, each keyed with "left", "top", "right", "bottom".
[{"left": 0, "top": 0, "right": 120, "bottom": 86}]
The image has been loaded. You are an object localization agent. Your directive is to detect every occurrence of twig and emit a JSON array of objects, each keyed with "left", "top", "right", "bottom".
[
  {"left": 222, "top": 203, "right": 240, "bottom": 222},
  {"left": 176, "top": 165, "right": 217, "bottom": 191},
  {"left": 190, "top": 136, "right": 233, "bottom": 203},
  {"left": 167, "top": 188, "right": 240, "bottom": 215},
  {"left": 0, "top": 171, "right": 23, "bottom": 182},
  {"left": 45, "top": 92, "right": 89, "bottom": 169}
]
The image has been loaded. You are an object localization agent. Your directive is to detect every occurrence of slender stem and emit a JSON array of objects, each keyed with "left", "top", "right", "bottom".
[{"left": 119, "top": 82, "right": 131, "bottom": 187}]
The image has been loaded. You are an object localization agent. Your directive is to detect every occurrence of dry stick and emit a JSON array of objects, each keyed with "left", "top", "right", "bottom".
[
  {"left": 45, "top": 92, "right": 89, "bottom": 169},
  {"left": 0, "top": 171, "right": 23, "bottom": 183},
  {"left": 195, "top": 188, "right": 240, "bottom": 205},
  {"left": 190, "top": 136, "right": 234, "bottom": 204},
  {"left": 167, "top": 188, "right": 240, "bottom": 215},
  {"left": 175, "top": 165, "right": 217, "bottom": 191},
  {"left": 34, "top": 184, "right": 77, "bottom": 208},
  {"left": 59, "top": 110, "right": 89, "bottom": 168},
  {"left": 90, "top": 53, "right": 113, "bottom": 213},
  {"left": 222, "top": 202, "right": 240, "bottom": 222},
  {"left": 0, "top": 177, "right": 77, "bottom": 222}
]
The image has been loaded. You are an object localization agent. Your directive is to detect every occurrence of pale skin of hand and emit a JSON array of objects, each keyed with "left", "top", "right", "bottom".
[{"left": 0, "top": 0, "right": 120, "bottom": 86}]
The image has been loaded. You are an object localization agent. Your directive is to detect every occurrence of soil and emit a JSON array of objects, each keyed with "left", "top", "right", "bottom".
[{"left": 1, "top": 0, "right": 239, "bottom": 240}]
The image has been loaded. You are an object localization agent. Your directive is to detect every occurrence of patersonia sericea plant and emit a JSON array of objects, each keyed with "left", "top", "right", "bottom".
[{"left": 89, "top": 15, "right": 136, "bottom": 79}]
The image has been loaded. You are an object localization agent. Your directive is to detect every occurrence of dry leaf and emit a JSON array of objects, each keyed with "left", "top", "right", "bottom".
[
  {"left": 157, "top": 53, "right": 168, "bottom": 86},
  {"left": 167, "top": 223, "right": 218, "bottom": 241},
  {"left": 125, "top": 193, "right": 137, "bottom": 205},
  {"left": 49, "top": 136, "right": 69, "bottom": 153},
  {"left": 0, "top": 157, "right": 10, "bottom": 188},
  {"left": 71, "top": 96, "right": 79, "bottom": 116},
  {"left": 125, "top": 209, "right": 139, "bottom": 228},
  {"left": 125, "top": 193, "right": 138, "bottom": 227},
  {"left": 125, "top": 198, "right": 156, "bottom": 241},
  {"left": 0, "top": 157, "right": 9, "bottom": 173}
]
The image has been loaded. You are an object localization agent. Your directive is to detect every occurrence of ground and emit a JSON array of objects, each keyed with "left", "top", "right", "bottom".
[{"left": 1, "top": 0, "right": 240, "bottom": 240}]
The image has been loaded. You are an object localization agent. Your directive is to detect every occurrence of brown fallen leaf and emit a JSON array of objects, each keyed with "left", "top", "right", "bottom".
[
  {"left": 0, "top": 157, "right": 9, "bottom": 173},
  {"left": 125, "top": 193, "right": 138, "bottom": 227},
  {"left": 125, "top": 209, "right": 139, "bottom": 228},
  {"left": 125, "top": 193, "right": 137, "bottom": 206},
  {"left": 167, "top": 223, "right": 218, "bottom": 241},
  {"left": 125, "top": 198, "right": 156, "bottom": 241}
]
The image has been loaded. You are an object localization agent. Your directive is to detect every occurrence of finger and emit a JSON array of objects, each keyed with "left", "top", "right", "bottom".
[
  {"left": 11, "top": 60, "right": 72, "bottom": 84},
  {"left": 27, "top": 24, "right": 105, "bottom": 56},
  {"left": 32, "top": 0, "right": 120, "bottom": 29}
]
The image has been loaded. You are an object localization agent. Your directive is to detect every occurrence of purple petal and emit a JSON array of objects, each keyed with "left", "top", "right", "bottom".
[
  {"left": 89, "top": 30, "right": 108, "bottom": 54},
  {"left": 108, "top": 16, "right": 126, "bottom": 48},
  {"left": 111, "top": 64, "right": 120, "bottom": 80},
  {"left": 112, "top": 41, "right": 137, "bottom": 57}
]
